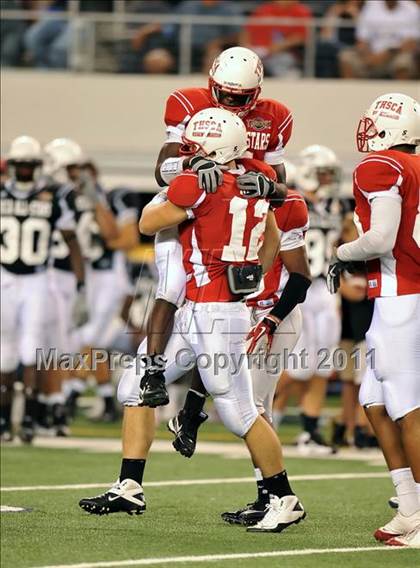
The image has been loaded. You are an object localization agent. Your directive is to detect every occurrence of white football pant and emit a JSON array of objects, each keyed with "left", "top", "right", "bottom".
[
  {"left": 359, "top": 294, "right": 420, "bottom": 421},
  {"left": 288, "top": 278, "right": 341, "bottom": 380},
  {"left": 46, "top": 268, "right": 77, "bottom": 354},
  {"left": 250, "top": 306, "right": 302, "bottom": 421},
  {"left": 0, "top": 268, "right": 48, "bottom": 372},
  {"left": 118, "top": 301, "right": 258, "bottom": 437},
  {"left": 74, "top": 266, "right": 126, "bottom": 349}
]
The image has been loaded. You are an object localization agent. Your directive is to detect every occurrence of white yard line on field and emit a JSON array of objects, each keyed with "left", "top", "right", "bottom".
[
  {"left": 1, "top": 472, "right": 388, "bottom": 492},
  {"left": 6, "top": 436, "right": 386, "bottom": 465},
  {"left": 31, "top": 547, "right": 405, "bottom": 568}
]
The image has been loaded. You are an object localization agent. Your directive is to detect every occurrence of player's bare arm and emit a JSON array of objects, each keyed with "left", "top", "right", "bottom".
[
  {"left": 61, "top": 229, "right": 85, "bottom": 286},
  {"left": 139, "top": 200, "right": 189, "bottom": 236},
  {"left": 258, "top": 209, "right": 280, "bottom": 273},
  {"left": 106, "top": 220, "right": 139, "bottom": 251},
  {"left": 247, "top": 246, "right": 311, "bottom": 355}
]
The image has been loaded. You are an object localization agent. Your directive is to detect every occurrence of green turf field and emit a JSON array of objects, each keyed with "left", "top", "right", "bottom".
[{"left": 1, "top": 439, "right": 418, "bottom": 568}]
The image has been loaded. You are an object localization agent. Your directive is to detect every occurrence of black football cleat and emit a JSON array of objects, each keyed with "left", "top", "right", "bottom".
[
  {"left": 221, "top": 499, "right": 269, "bottom": 526},
  {"left": 167, "top": 410, "right": 208, "bottom": 458},
  {"left": 19, "top": 418, "right": 35, "bottom": 444},
  {"left": 139, "top": 371, "right": 169, "bottom": 408},
  {"left": 79, "top": 479, "right": 146, "bottom": 516}
]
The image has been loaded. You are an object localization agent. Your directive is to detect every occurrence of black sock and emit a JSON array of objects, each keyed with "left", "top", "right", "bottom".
[
  {"left": 52, "top": 403, "right": 67, "bottom": 427},
  {"left": 0, "top": 404, "right": 12, "bottom": 431},
  {"left": 257, "top": 479, "right": 270, "bottom": 504},
  {"left": 183, "top": 389, "right": 206, "bottom": 417},
  {"left": 120, "top": 458, "right": 146, "bottom": 485},
  {"left": 37, "top": 400, "right": 49, "bottom": 427},
  {"left": 104, "top": 396, "right": 116, "bottom": 414},
  {"left": 301, "top": 413, "right": 319, "bottom": 435},
  {"left": 23, "top": 395, "right": 38, "bottom": 426},
  {"left": 263, "top": 470, "right": 294, "bottom": 499}
]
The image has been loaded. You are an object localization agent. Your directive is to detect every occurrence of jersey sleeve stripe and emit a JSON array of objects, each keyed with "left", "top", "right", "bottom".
[
  {"left": 358, "top": 157, "right": 403, "bottom": 174},
  {"left": 362, "top": 154, "right": 404, "bottom": 171},
  {"left": 171, "top": 92, "right": 193, "bottom": 115},
  {"left": 191, "top": 192, "right": 206, "bottom": 209},
  {"left": 277, "top": 112, "right": 292, "bottom": 131},
  {"left": 174, "top": 90, "right": 194, "bottom": 113}
]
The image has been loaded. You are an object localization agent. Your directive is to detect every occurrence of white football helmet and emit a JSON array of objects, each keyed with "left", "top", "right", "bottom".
[
  {"left": 182, "top": 107, "right": 248, "bottom": 165},
  {"left": 357, "top": 93, "right": 420, "bottom": 152},
  {"left": 44, "top": 137, "right": 84, "bottom": 183},
  {"left": 209, "top": 47, "right": 263, "bottom": 116},
  {"left": 7, "top": 135, "right": 43, "bottom": 187},
  {"left": 296, "top": 145, "right": 341, "bottom": 193}
]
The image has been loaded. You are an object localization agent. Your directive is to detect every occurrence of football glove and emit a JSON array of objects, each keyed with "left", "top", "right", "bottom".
[
  {"left": 246, "top": 315, "right": 280, "bottom": 355},
  {"left": 237, "top": 171, "right": 276, "bottom": 199},
  {"left": 326, "top": 256, "right": 356, "bottom": 294},
  {"left": 72, "top": 285, "right": 89, "bottom": 327},
  {"left": 189, "top": 156, "right": 225, "bottom": 194}
]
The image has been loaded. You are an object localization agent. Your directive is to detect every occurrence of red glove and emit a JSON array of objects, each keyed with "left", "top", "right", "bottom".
[{"left": 246, "top": 315, "right": 280, "bottom": 355}]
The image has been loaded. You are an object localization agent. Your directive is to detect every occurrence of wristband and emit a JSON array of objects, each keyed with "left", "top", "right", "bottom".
[{"left": 160, "top": 157, "right": 185, "bottom": 185}]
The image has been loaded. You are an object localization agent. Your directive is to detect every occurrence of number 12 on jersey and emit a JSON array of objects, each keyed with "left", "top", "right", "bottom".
[{"left": 222, "top": 197, "right": 268, "bottom": 262}]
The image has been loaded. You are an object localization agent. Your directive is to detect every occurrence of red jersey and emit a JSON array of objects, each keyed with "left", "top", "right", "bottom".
[
  {"left": 167, "top": 158, "right": 276, "bottom": 302},
  {"left": 246, "top": 1, "right": 312, "bottom": 48},
  {"left": 353, "top": 150, "right": 420, "bottom": 298},
  {"left": 247, "top": 190, "right": 309, "bottom": 308},
  {"left": 164, "top": 87, "right": 292, "bottom": 166}
]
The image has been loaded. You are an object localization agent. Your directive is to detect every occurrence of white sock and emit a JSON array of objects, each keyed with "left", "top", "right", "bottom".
[
  {"left": 272, "top": 410, "right": 283, "bottom": 429},
  {"left": 69, "top": 378, "right": 87, "bottom": 394},
  {"left": 97, "top": 382, "right": 114, "bottom": 398},
  {"left": 416, "top": 482, "right": 420, "bottom": 506},
  {"left": 47, "top": 393, "right": 65, "bottom": 406},
  {"left": 390, "top": 468, "right": 419, "bottom": 516}
]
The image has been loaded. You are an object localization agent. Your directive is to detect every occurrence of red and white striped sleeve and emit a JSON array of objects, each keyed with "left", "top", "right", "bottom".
[
  {"left": 354, "top": 154, "right": 404, "bottom": 203},
  {"left": 164, "top": 89, "right": 196, "bottom": 143}
]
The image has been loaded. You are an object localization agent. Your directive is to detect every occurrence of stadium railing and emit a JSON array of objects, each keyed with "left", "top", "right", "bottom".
[{"left": 0, "top": 5, "right": 357, "bottom": 77}]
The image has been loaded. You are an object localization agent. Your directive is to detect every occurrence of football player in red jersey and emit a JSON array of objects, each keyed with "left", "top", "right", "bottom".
[
  {"left": 149, "top": 46, "right": 293, "bottom": 453},
  {"left": 328, "top": 93, "right": 420, "bottom": 548},
  {"left": 221, "top": 188, "right": 312, "bottom": 527},
  {"left": 79, "top": 109, "right": 307, "bottom": 534}
]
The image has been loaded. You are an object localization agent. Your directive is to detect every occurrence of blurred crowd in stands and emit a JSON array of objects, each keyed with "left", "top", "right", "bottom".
[{"left": 1, "top": 0, "right": 419, "bottom": 79}]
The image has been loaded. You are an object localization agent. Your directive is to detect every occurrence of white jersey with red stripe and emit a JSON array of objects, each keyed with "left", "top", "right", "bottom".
[
  {"left": 353, "top": 149, "right": 420, "bottom": 298},
  {"left": 166, "top": 158, "right": 276, "bottom": 302},
  {"left": 164, "top": 87, "right": 293, "bottom": 165},
  {"left": 246, "top": 190, "right": 309, "bottom": 308}
]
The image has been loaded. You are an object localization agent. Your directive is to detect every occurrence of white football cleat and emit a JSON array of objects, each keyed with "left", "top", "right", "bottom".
[
  {"left": 386, "top": 525, "right": 420, "bottom": 548},
  {"left": 374, "top": 510, "right": 420, "bottom": 542},
  {"left": 246, "top": 495, "right": 305, "bottom": 533},
  {"left": 79, "top": 479, "right": 146, "bottom": 516},
  {"left": 296, "top": 431, "right": 336, "bottom": 456}
]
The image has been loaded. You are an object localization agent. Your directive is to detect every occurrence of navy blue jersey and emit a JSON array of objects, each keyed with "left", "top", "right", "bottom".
[
  {"left": 305, "top": 196, "right": 352, "bottom": 278},
  {"left": 1, "top": 179, "right": 74, "bottom": 275}
]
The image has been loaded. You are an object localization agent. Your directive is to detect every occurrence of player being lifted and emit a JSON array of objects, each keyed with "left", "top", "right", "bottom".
[
  {"left": 79, "top": 109, "right": 307, "bottom": 534},
  {"left": 144, "top": 46, "right": 293, "bottom": 451},
  {"left": 328, "top": 93, "right": 420, "bottom": 548},
  {"left": 0, "top": 136, "right": 84, "bottom": 443}
]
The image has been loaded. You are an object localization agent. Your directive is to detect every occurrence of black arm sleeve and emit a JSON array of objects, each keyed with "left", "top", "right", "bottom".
[{"left": 269, "top": 272, "right": 312, "bottom": 322}]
